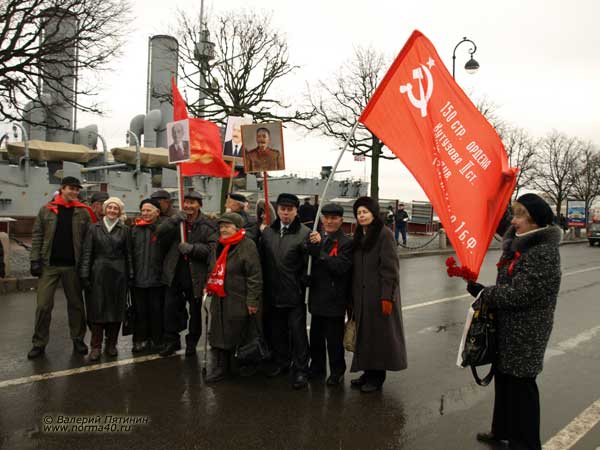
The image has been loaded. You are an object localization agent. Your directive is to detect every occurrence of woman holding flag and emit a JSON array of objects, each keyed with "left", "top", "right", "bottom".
[{"left": 204, "top": 213, "right": 263, "bottom": 383}]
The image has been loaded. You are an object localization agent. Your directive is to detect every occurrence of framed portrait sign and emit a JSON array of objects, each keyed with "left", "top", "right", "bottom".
[
  {"left": 166, "top": 119, "right": 191, "bottom": 164},
  {"left": 241, "top": 121, "right": 285, "bottom": 173},
  {"left": 223, "top": 115, "right": 252, "bottom": 164}
]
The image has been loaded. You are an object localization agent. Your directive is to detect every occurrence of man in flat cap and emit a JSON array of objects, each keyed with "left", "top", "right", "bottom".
[
  {"left": 260, "top": 193, "right": 311, "bottom": 389},
  {"left": 156, "top": 191, "right": 218, "bottom": 358},
  {"left": 225, "top": 192, "right": 259, "bottom": 242},
  {"left": 89, "top": 191, "right": 110, "bottom": 221},
  {"left": 27, "top": 176, "right": 96, "bottom": 359},
  {"left": 306, "top": 203, "right": 352, "bottom": 386},
  {"left": 151, "top": 190, "right": 175, "bottom": 219}
]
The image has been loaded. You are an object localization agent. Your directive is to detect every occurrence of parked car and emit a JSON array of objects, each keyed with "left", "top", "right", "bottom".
[{"left": 588, "top": 222, "right": 600, "bottom": 246}]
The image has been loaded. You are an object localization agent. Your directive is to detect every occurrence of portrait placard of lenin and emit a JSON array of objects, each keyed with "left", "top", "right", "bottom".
[
  {"left": 241, "top": 121, "right": 285, "bottom": 173},
  {"left": 166, "top": 119, "right": 191, "bottom": 164}
]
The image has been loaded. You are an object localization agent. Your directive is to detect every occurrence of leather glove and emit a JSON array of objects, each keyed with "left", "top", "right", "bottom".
[
  {"left": 178, "top": 242, "right": 194, "bottom": 255},
  {"left": 381, "top": 299, "right": 393, "bottom": 316},
  {"left": 467, "top": 280, "right": 484, "bottom": 298},
  {"left": 30, "top": 260, "right": 43, "bottom": 277},
  {"left": 80, "top": 278, "right": 91, "bottom": 290},
  {"left": 171, "top": 210, "right": 187, "bottom": 223}
]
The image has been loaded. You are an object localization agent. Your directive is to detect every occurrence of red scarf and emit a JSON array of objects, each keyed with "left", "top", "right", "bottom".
[
  {"left": 206, "top": 229, "right": 246, "bottom": 297},
  {"left": 46, "top": 194, "right": 97, "bottom": 223},
  {"left": 135, "top": 217, "right": 155, "bottom": 227},
  {"left": 496, "top": 250, "right": 522, "bottom": 276}
]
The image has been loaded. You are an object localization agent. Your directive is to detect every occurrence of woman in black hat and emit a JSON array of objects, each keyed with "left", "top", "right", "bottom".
[
  {"left": 466, "top": 193, "right": 562, "bottom": 450},
  {"left": 350, "top": 196, "right": 408, "bottom": 393}
]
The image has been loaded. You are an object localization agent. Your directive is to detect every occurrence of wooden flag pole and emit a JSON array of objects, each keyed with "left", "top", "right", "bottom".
[
  {"left": 263, "top": 171, "right": 271, "bottom": 225},
  {"left": 304, "top": 120, "right": 360, "bottom": 303},
  {"left": 176, "top": 163, "right": 186, "bottom": 242},
  {"left": 227, "top": 159, "right": 236, "bottom": 194}
]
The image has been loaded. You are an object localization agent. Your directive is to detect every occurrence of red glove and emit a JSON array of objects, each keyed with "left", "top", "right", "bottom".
[{"left": 381, "top": 299, "right": 393, "bottom": 316}]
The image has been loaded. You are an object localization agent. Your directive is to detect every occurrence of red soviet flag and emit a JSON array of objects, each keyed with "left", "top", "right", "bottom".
[
  {"left": 171, "top": 78, "right": 232, "bottom": 178},
  {"left": 359, "top": 30, "right": 517, "bottom": 280}
]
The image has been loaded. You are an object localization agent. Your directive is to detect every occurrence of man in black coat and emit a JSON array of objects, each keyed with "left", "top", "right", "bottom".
[
  {"left": 260, "top": 193, "right": 311, "bottom": 389},
  {"left": 225, "top": 192, "right": 259, "bottom": 242},
  {"left": 394, "top": 203, "right": 409, "bottom": 245},
  {"left": 306, "top": 203, "right": 352, "bottom": 386},
  {"left": 156, "top": 191, "right": 218, "bottom": 357}
]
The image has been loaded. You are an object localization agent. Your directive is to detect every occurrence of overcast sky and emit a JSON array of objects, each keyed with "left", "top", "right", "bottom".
[{"left": 74, "top": 0, "right": 599, "bottom": 201}]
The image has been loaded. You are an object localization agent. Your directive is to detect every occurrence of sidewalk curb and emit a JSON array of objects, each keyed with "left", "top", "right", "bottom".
[{"left": 0, "top": 240, "right": 591, "bottom": 293}]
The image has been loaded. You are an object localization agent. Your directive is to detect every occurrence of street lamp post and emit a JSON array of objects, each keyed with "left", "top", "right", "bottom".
[{"left": 452, "top": 37, "right": 480, "bottom": 79}]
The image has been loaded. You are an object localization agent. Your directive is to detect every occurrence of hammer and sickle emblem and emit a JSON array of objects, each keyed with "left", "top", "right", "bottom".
[{"left": 400, "top": 59, "right": 434, "bottom": 118}]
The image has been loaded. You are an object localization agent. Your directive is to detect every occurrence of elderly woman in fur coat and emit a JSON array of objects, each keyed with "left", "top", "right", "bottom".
[
  {"left": 467, "top": 193, "right": 562, "bottom": 450},
  {"left": 350, "top": 196, "right": 408, "bottom": 393}
]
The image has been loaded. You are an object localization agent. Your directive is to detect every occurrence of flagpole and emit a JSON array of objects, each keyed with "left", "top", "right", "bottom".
[
  {"left": 176, "top": 163, "right": 186, "bottom": 242},
  {"left": 305, "top": 120, "right": 360, "bottom": 303},
  {"left": 263, "top": 171, "right": 271, "bottom": 225},
  {"left": 227, "top": 160, "right": 236, "bottom": 194}
]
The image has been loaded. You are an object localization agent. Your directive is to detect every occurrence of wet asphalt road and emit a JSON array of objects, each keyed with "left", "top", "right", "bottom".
[{"left": 1, "top": 243, "right": 599, "bottom": 450}]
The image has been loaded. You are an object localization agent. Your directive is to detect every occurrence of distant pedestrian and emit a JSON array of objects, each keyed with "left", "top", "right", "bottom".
[
  {"left": 27, "top": 176, "right": 94, "bottom": 359},
  {"left": 80, "top": 197, "right": 133, "bottom": 362},
  {"left": 350, "top": 196, "right": 408, "bottom": 393},
  {"left": 298, "top": 197, "right": 317, "bottom": 229},
  {"left": 306, "top": 203, "right": 352, "bottom": 386},
  {"left": 467, "top": 193, "right": 561, "bottom": 450},
  {"left": 205, "top": 213, "right": 262, "bottom": 382},
  {"left": 156, "top": 191, "right": 218, "bottom": 358},
  {"left": 130, "top": 198, "right": 165, "bottom": 353},
  {"left": 394, "top": 203, "right": 409, "bottom": 245}
]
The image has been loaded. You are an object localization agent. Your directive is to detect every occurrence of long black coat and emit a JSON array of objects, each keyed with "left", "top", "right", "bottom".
[
  {"left": 480, "top": 225, "right": 562, "bottom": 377},
  {"left": 260, "top": 217, "right": 310, "bottom": 308},
  {"left": 351, "top": 222, "right": 407, "bottom": 372},
  {"left": 130, "top": 219, "right": 164, "bottom": 288},
  {"left": 307, "top": 229, "right": 352, "bottom": 317},
  {"left": 80, "top": 221, "right": 133, "bottom": 323},
  {"left": 209, "top": 237, "right": 263, "bottom": 350}
]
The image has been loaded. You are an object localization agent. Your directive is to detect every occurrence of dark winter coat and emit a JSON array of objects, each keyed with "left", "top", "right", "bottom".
[
  {"left": 395, "top": 209, "right": 409, "bottom": 228},
  {"left": 260, "top": 217, "right": 310, "bottom": 308},
  {"left": 209, "top": 237, "right": 263, "bottom": 350},
  {"left": 156, "top": 213, "right": 218, "bottom": 298},
  {"left": 31, "top": 205, "right": 91, "bottom": 266},
  {"left": 306, "top": 229, "right": 353, "bottom": 317},
  {"left": 351, "top": 220, "right": 408, "bottom": 372},
  {"left": 80, "top": 221, "right": 133, "bottom": 323},
  {"left": 130, "top": 219, "right": 164, "bottom": 288},
  {"left": 480, "top": 225, "right": 562, "bottom": 378},
  {"left": 237, "top": 209, "right": 259, "bottom": 242}
]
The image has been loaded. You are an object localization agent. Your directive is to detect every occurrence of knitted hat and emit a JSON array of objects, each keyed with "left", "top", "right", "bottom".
[
  {"left": 217, "top": 212, "right": 244, "bottom": 229},
  {"left": 103, "top": 197, "right": 125, "bottom": 214},
  {"left": 353, "top": 196, "right": 379, "bottom": 218},
  {"left": 516, "top": 193, "right": 554, "bottom": 227},
  {"left": 139, "top": 198, "right": 161, "bottom": 211}
]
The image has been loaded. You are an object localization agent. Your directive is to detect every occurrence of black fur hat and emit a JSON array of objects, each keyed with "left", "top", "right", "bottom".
[{"left": 353, "top": 196, "right": 380, "bottom": 218}]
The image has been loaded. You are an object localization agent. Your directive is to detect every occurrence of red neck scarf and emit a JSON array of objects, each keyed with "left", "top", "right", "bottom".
[
  {"left": 206, "top": 229, "right": 246, "bottom": 297},
  {"left": 135, "top": 217, "right": 156, "bottom": 227},
  {"left": 46, "top": 194, "right": 97, "bottom": 223},
  {"left": 497, "top": 250, "right": 522, "bottom": 276},
  {"left": 328, "top": 239, "right": 339, "bottom": 257}
]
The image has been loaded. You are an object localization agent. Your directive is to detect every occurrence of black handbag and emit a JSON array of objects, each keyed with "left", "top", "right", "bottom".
[
  {"left": 122, "top": 290, "right": 135, "bottom": 337},
  {"left": 461, "top": 299, "right": 497, "bottom": 386},
  {"left": 234, "top": 316, "right": 271, "bottom": 365}
]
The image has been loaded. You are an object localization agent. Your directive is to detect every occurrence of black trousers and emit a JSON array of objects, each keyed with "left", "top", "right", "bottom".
[
  {"left": 133, "top": 287, "right": 164, "bottom": 345},
  {"left": 309, "top": 315, "right": 346, "bottom": 376},
  {"left": 164, "top": 285, "right": 202, "bottom": 347},
  {"left": 492, "top": 371, "right": 541, "bottom": 450},
  {"left": 269, "top": 304, "right": 309, "bottom": 374}
]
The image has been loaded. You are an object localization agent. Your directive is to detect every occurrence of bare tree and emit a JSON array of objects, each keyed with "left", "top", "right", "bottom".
[
  {"left": 0, "top": 0, "right": 131, "bottom": 126},
  {"left": 531, "top": 131, "right": 582, "bottom": 215},
  {"left": 501, "top": 125, "right": 539, "bottom": 199},
  {"left": 302, "top": 47, "right": 393, "bottom": 201},
  {"left": 570, "top": 141, "right": 600, "bottom": 221},
  {"left": 175, "top": 10, "right": 304, "bottom": 124},
  {"left": 475, "top": 96, "right": 506, "bottom": 136}
]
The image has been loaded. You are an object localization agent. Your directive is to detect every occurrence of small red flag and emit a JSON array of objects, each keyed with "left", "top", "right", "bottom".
[
  {"left": 171, "top": 78, "right": 233, "bottom": 178},
  {"left": 359, "top": 30, "right": 517, "bottom": 279}
]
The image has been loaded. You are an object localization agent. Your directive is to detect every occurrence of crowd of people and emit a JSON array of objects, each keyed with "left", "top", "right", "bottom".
[
  {"left": 25, "top": 176, "right": 408, "bottom": 393},
  {"left": 22, "top": 174, "right": 563, "bottom": 449}
]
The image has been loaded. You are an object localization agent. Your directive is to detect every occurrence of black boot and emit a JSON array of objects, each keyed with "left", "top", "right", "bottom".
[{"left": 205, "top": 349, "right": 227, "bottom": 383}]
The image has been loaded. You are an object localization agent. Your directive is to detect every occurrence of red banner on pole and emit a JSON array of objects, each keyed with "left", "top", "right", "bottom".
[
  {"left": 359, "top": 30, "right": 517, "bottom": 279},
  {"left": 171, "top": 78, "right": 232, "bottom": 178}
]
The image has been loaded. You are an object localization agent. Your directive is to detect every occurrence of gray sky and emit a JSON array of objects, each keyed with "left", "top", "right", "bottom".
[{"left": 75, "top": 0, "right": 600, "bottom": 201}]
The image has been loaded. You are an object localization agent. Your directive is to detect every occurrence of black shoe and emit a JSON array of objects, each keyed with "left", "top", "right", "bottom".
[
  {"left": 159, "top": 341, "right": 181, "bottom": 357},
  {"left": 27, "top": 346, "right": 45, "bottom": 359},
  {"left": 350, "top": 374, "right": 366, "bottom": 388},
  {"left": 72, "top": 339, "right": 89, "bottom": 355},
  {"left": 360, "top": 382, "right": 382, "bottom": 393},
  {"left": 292, "top": 373, "right": 308, "bottom": 390},
  {"left": 185, "top": 346, "right": 197, "bottom": 357},
  {"left": 476, "top": 432, "right": 509, "bottom": 446},
  {"left": 326, "top": 374, "right": 344, "bottom": 386}
]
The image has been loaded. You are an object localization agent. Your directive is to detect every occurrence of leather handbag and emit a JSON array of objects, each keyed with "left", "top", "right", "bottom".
[
  {"left": 343, "top": 315, "right": 357, "bottom": 352},
  {"left": 461, "top": 299, "right": 497, "bottom": 386},
  {"left": 121, "top": 290, "right": 135, "bottom": 337},
  {"left": 234, "top": 316, "right": 271, "bottom": 364}
]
